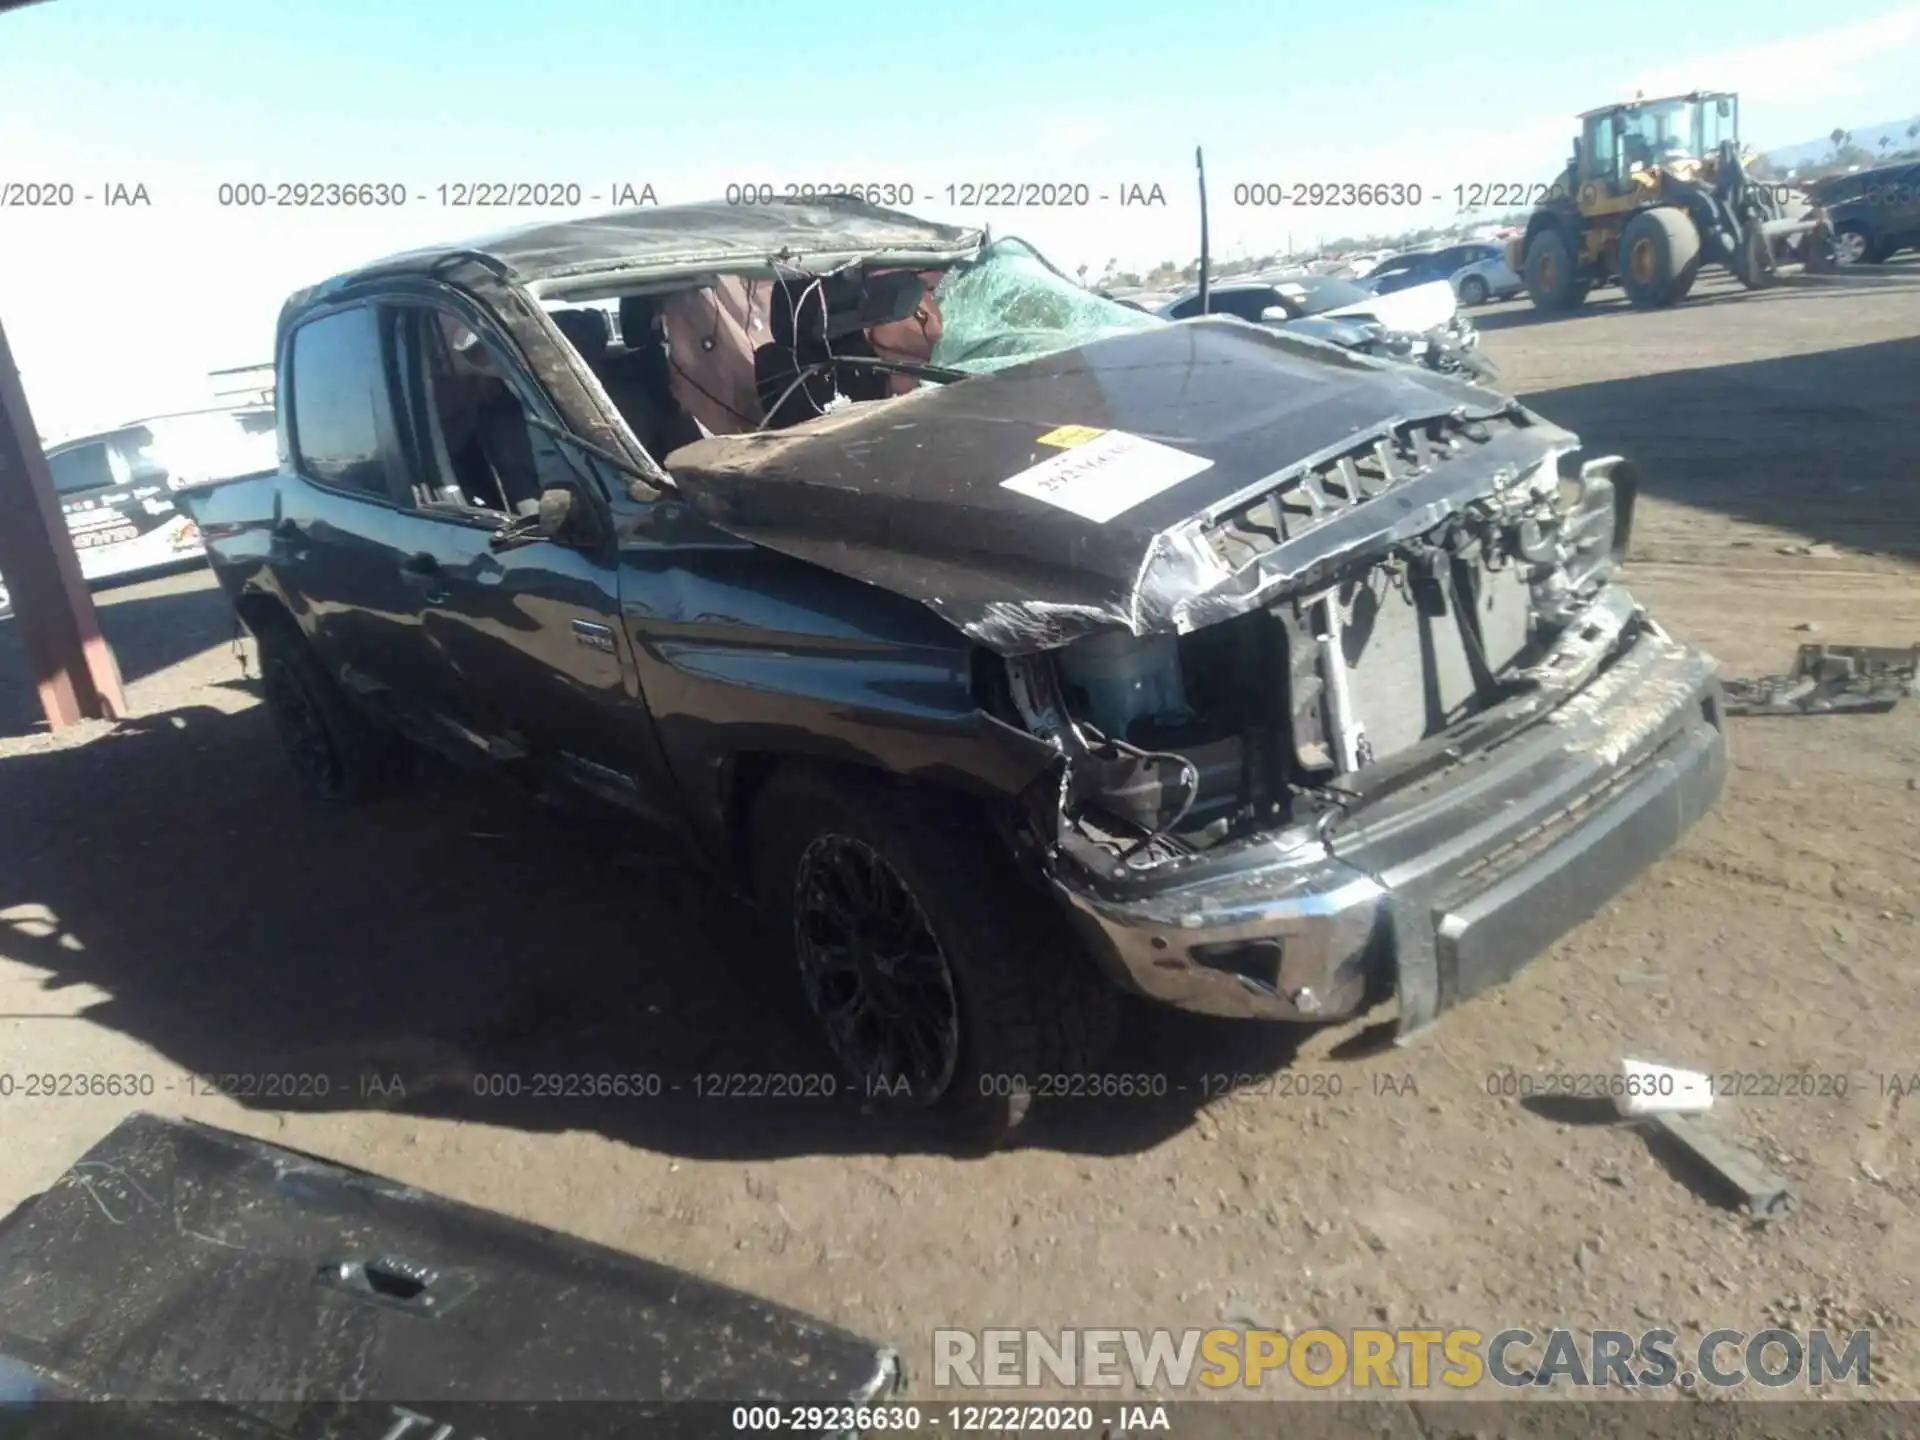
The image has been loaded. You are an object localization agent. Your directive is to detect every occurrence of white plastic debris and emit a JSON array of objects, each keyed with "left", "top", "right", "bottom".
[{"left": 1615, "top": 1058, "right": 1715, "bottom": 1117}]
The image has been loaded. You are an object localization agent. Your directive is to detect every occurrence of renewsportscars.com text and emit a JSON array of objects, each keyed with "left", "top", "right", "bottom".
[{"left": 933, "top": 1326, "right": 1873, "bottom": 1391}]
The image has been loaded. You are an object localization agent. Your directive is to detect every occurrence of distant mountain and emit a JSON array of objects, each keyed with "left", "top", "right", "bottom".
[{"left": 1763, "top": 116, "right": 1920, "bottom": 172}]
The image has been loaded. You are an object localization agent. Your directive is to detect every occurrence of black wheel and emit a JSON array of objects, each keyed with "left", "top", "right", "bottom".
[
  {"left": 1833, "top": 224, "right": 1877, "bottom": 266},
  {"left": 752, "top": 767, "right": 1119, "bottom": 1146},
  {"left": 1457, "top": 274, "right": 1490, "bottom": 307},
  {"left": 1522, "top": 229, "right": 1588, "bottom": 312},
  {"left": 1732, "top": 219, "right": 1776, "bottom": 290},
  {"left": 257, "top": 628, "right": 407, "bottom": 803},
  {"left": 1801, "top": 223, "right": 1839, "bottom": 274},
  {"left": 1618, "top": 207, "right": 1702, "bottom": 308}
]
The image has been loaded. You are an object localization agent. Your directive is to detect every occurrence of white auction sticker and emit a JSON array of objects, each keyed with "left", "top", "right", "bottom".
[{"left": 1000, "top": 430, "right": 1214, "bottom": 524}]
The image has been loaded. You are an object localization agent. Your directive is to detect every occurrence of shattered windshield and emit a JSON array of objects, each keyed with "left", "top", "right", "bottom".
[{"left": 929, "top": 237, "right": 1165, "bottom": 373}]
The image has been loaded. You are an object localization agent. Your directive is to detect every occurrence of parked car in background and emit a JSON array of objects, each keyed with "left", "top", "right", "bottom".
[
  {"left": 1345, "top": 248, "right": 1398, "bottom": 278},
  {"left": 1810, "top": 161, "right": 1920, "bottom": 265},
  {"left": 1448, "top": 242, "right": 1526, "bottom": 304},
  {"left": 0, "top": 405, "right": 279, "bottom": 620},
  {"left": 1361, "top": 243, "right": 1523, "bottom": 304},
  {"left": 1156, "top": 274, "right": 1494, "bottom": 381},
  {"left": 1355, "top": 247, "right": 1447, "bottom": 294}
]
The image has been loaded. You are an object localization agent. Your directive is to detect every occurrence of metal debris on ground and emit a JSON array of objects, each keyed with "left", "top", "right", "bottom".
[
  {"left": 1721, "top": 644, "right": 1919, "bottom": 717},
  {"left": 1616, "top": 1059, "right": 1714, "bottom": 1117},
  {"left": 1642, "top": 1112, "right": 1801, "bottom": 1222}
]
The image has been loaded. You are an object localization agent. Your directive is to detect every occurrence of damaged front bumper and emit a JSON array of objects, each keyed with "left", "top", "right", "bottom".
[{"left": 1044, "top": 608, "right": 1727, "bottom": 1033}]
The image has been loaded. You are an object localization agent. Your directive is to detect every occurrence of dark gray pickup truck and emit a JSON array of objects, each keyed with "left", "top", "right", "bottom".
[{"left": 182, "top": 197, "right": 1729, "bottom": 1140}]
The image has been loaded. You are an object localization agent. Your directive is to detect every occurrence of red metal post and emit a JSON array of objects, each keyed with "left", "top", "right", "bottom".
[{"left": 0, "top": 315, "right": 126, "bottom": 727}]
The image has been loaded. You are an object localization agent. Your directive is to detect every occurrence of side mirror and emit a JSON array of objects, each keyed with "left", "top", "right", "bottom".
[
  {"left": 491, "top": 486, "right": 579, "bottom": 550},
  {"left": 536, "top": 485, "right": 574, "bottom": 538}
]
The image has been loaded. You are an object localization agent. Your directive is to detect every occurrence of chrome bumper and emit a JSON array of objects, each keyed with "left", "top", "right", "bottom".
[{"left": 1047, "top": 623, "right": 1728, "bottom": 1031}]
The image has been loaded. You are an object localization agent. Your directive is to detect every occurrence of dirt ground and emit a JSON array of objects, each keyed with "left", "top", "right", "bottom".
[{"left": 3, "top": 264, "right": 1918, "bottom": 1405}]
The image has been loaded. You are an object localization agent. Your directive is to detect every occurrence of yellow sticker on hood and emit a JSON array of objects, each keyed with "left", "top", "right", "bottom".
[{"left": 1035, "top": 424, "right": 1105, "bottom": 448}]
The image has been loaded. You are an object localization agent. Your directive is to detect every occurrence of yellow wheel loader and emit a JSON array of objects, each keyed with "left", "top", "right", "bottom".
[{"left": 1508, "top": 91, "right": 1834, "bottom": 313}]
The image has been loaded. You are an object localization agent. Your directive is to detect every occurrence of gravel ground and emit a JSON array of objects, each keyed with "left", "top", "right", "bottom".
[{"left": 2, "top": 264, "right": 1917, "bottom": 1406}]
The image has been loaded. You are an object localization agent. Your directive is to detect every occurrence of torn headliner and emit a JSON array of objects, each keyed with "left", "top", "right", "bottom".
[{"left": 665, "top": 319, "right": 1576, "bottom": 656}]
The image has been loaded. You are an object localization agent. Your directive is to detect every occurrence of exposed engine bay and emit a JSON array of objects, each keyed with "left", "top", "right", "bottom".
[{"left": 992, "top": 413, "right": 1639, "bottom": 873}]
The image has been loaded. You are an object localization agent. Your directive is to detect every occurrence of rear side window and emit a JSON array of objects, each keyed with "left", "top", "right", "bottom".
[
  {"left": 46, "top": 442, "right": 115, "bottom": 495},
  {"left": 288, "top": 307, "right": 394, "bottom": 497}
]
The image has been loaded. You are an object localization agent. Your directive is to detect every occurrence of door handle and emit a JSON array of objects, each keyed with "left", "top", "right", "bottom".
[{"left": 270, "top": 518, "right": 309, "bottom": 562}]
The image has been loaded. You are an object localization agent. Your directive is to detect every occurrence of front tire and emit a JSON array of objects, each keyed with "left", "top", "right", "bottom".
[
  {"left": 257, "top": 629, "right": 407, "bottom": 803},
  {"left": 1457, "top": 274, "right": 1490, "bottom": 307},
  {"left": 1523, "top": 229, "right": 1590, "bottom": 312},
  {"left": 752, "top": 767, "right": 1119, "bottom": 1146},
  {"left": 1618, "top": 207, "right": 1702, "bottom": 308},
  {"left": 1833, "top": 224, "right": 1877, "bottom": 266},
  {"left": 1732, "top": 219, "right": 1776, "bottom": 290}
]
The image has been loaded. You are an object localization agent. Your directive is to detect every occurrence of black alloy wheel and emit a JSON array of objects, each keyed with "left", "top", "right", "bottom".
[{"left": 791, "top": 833, "right": 961, "bottom": 1104}]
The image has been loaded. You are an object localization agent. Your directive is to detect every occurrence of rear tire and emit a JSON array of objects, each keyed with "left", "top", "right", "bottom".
[
  {"left": 256, "top": 627, "right": 408, "bottom": 803},
  {"left": 751, "top": 767, "right": 1119, "bottom": 1147},
  {"left": 1618, "top": 207, "right": 1702, "bottom": 308},
  {"left": 1522, "top": 229, "right": 1589, "bottom": 312}
]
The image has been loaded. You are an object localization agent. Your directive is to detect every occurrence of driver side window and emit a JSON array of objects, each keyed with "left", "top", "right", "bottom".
[{"left": 396, "top": 307, "right": 548, "bottom": 519}]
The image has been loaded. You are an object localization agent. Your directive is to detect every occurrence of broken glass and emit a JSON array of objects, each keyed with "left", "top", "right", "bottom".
[{"left": 929, "top": 237, "right": 1164, "bottom": 373}]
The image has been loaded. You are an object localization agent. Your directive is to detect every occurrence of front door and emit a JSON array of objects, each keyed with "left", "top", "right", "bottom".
[
  {"left": 379, "top": 297, "right": 682, "bottom": 825},
  {"left": 277, "top": 302, "right": 468, "bottom": 740}
]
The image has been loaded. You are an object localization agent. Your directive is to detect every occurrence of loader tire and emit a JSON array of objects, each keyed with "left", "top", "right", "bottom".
[
  {"left": 1523, "top": 229, "right": 1588, "bottom": 313},
  {"left": 752, "top": 765, "right": 1119, "bottom": 1149},
  {"left": 1733, "top": 220, "right": 1776, "bottom": 290},
  {"left": 1619, "top": 208, "right": 1702, "bottom": 308}
]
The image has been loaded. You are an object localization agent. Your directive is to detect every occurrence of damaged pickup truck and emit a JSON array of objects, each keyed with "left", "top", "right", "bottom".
[{"left": 182, "top": 198, "right": 1729, "bottom": 1140}]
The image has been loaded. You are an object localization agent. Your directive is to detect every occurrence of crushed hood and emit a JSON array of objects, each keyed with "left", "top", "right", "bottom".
[{"left": 666, "top": 319, "right": 1571, "bottom": 654}]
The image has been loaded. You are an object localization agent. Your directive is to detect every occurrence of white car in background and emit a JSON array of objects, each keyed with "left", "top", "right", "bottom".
[
  {"left": 1361, "top": 242, "right": 1524, "bottom": 306},
  {"left": 1155, "top": 273, "right": 1494, "bottom": 381},
  {"left": 1446, "top": 242, "right": 1526, "bottom": 306},
  {"left": 0, "top": 406, "right": 278, "bottom": 620}
]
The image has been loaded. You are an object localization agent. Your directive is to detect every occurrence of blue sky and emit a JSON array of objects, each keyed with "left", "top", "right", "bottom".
[{"left": 2, "top": 0, "right": 1917, "bottom": 435}]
